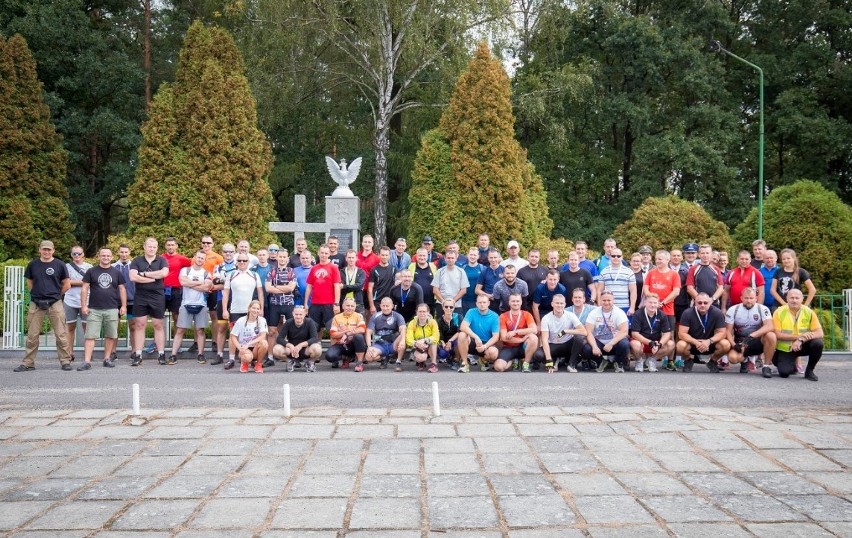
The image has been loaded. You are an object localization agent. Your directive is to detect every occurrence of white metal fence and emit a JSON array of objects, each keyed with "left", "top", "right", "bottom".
[{"left": 3, "top": 265, "right": 25, "bottom": 349}]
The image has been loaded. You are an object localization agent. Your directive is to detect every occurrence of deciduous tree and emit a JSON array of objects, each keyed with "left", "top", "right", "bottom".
[{"left": 732, "top": 180, "right": 852, "bottom": 294}]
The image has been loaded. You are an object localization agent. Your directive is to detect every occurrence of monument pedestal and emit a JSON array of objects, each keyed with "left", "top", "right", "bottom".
[{"left": 326, "top": 196, "right": 360, "bottom": 252}]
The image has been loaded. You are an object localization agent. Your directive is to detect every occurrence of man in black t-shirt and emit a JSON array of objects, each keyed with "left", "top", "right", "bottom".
[
  {"left": 390, "top": 270, "right": 423, "bottom": 323},
  {"left": 676, "top": 292, "right": 731, "bottom": 372},
  {"left": 272, "top": 306, "right": 322, "bottom": 372},
  {"left": 629, "top": 293, "right": 674, "bottom": 372},
  {"left": 79, "top": 248, "right": 126, "bottom": 370},
  {"left": 368, "top": 246, "right": 397, "bottom": 316},
  {"left": 129, "top": 237, "right": 169, "bottom": 366},
  {"left": 16, "top": 240, "right": 73, "bottom": 372}
]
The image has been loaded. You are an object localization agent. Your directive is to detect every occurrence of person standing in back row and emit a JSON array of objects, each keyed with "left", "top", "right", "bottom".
[
  {"left": 129, "top": 237, "right": 169, "bottom": 366},
  {"left": 15, "top": 241, "right": 72, "bottom": 372}
]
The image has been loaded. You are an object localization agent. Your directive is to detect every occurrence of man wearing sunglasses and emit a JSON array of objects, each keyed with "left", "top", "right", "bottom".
[
  {"left": 676, "top": 292, "right": 731, "bottom": 372},
  {"left": 221, "top": 253, "right": 264, "bottom": 370},
  {"left": 63, "top": 245, "right": 92, "bottom": 360}
]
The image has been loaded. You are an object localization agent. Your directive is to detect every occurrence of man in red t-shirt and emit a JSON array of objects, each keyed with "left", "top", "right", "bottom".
[
  {"left": 644, "top": 250, "right": 681, "bottom": 364},
  {"left": 356, "top": 234, "right": 380, "bottom": 293},
  {"left": 162, "top": 237, "right": 191, "bottom": 329},
  {"left": 305, "top": 245, "right": 342, "bottom": 331},
  {"left": 724, "top": 250, "right": 765, "bottom": 308}
]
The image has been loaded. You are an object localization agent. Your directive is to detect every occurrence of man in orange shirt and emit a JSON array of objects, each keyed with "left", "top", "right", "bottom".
[
  {"left": 494, "top": 293, "right": 538, "bottom": 372},
  {"left": 201, "top": 235, "right": 224, "bottom": 334}
]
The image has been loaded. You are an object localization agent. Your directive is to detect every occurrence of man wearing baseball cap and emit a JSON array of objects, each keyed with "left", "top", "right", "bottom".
[
  {"left": 501, "top": 240, "right": 528, "bottom": 270},
  {"left": 421, "top": 235, "right": 443, "bottom": 267},
  {"left": 15, "top": 241, "right": 73, "bottom": 372}
]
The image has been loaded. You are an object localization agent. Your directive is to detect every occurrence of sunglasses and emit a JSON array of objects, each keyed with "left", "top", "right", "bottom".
[
  {"left": 611, "top": 255, "right": 623, "bottom": 258},
  {"left": 443, "top": 305, "right": 454, "bottom": 309},
  {"left": 237, "top": 259, "right": 249, "bottom": 262},
  {"left": 71, "top": 252, "right": 83, "bottom": 257},
  {"left": 223, "top": 250, "right": 235, "bottom": 254},
  {"left": 201, "top": 241, "right": 213, "bottom": 245},
  {"left": 268, "top": 249, "right": 278, "bottom": 252}
]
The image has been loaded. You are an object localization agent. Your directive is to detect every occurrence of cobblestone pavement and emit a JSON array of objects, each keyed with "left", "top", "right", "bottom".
[{"left": 0, "top": 406, "right": 850, "bottom": 537}]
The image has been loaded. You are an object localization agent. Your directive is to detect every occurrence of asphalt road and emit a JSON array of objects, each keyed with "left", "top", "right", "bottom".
[{"left": 2, "top": 353, "right": 850, "bottom": 410}]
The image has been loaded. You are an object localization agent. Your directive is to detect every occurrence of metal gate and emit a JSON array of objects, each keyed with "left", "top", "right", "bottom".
[{"left": 2, "top": 265, "right": 25, "bottom": 349}]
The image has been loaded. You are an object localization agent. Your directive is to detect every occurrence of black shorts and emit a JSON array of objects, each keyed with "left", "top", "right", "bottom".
[
  {"left": 207, "top": 292, "right": 218, "bottom": 312},
  {"left": 497, "top": 346, "right": 525, "bottom": 361},
  {"left": 689, "top": 343, "right": 718, "bottom": 357},
  {"left": 309, "top": 304, "right": 335, "bottom": 330},
  {"left": 267, "top": 304, "right": 293, "bottom": 327},
  {"left": 133, "top": 295, "right": 166, "bottom": 319},
  {"left": 164, "top": 287, "right": 182, "bottom": 314},
  {"left": 735, "top": 336, "right": 764, "bottom": 357},
  {"left": 674, "top": 305, "right": 688, "bottom": 323}
]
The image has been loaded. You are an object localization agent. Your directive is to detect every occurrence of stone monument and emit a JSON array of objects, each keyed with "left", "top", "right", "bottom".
[{"left": 268, "top": 157, "right": 362, "bottom": 251}]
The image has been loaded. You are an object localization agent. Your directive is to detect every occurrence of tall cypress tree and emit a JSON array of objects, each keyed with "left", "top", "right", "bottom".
[
  {"left": 0, "top": 33, "right": 74, "bottom": 259},
  {"left": 120, "top": 21, "right": 275, "bottom": 250},
  {"left": 408, "top": 42, "right": 552, "bottom": 249}
]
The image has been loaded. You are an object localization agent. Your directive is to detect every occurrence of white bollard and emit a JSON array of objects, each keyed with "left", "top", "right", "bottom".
[
  {"left": 432, "top": 381, "right": 441, "bottom": 417},
  {"left": 283, "top": 384, "right": 291, "bottom": 418},
  {"left": 132, "top": 383, "right": 140, "bottom": 416}
]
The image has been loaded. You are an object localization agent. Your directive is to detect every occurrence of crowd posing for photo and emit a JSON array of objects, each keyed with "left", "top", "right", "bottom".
[{"left": 16, "top": 234, "right": 824, "bottom": 381}]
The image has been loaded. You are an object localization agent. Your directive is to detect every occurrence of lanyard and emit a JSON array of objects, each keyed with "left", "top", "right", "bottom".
[
  {"left": 507, "top": 311, "right": 522, "bottom": 332},
  {"left": 345, "top": 267, "right": 357, "bottom": 286},
  {"left": 400, "top": 286, "right": 410, "bottom": 306},
  {"left": 645, "top": 311, "right": 658, "bottom": 333},
  {"left": 695, "top": 307, "right": 709, "bottom": 334}
]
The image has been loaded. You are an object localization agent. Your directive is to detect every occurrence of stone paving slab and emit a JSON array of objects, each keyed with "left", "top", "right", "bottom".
[{"left": 0, "top": 406, "right": 849, "bottom": 535}]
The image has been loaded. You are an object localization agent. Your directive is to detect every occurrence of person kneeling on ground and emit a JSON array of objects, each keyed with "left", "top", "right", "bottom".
[
  {"left": 406, "top": 303, "right": 440, "bottom": 373},
  {"left": 326, "top": 298, "right": 367, "bottom": 370},
  {"left": 772, "top": 289, "right": 823, "bottom": 381},
  {"left": 229, "top": 300, "right": 269, "bottom": 373},
  {"left": 533, "top": 293, "right": 586, "bottom": 373},
  {"left": 456, "top": 294, "right": 501, "bottom": 373},
  {"left": 495, "top": 292, "right": 538, "bottom": 372},
  {"left": 365, "top": 297, "right": 406, "bottom": 372},
  {"left": 273, "top": 305, "right": 322, "bottom": 373},
  {"left": 725, "top": 286, "right": 776, "bottom": 378},
  {"left": 583, "top": 291, "right": 630, "bottom": 373},
  {"left": 629, "top": 293, "right": 674, "bottom": 372},
  {"left": 675, "top": 292, "right": 731, "bottom": 372}
]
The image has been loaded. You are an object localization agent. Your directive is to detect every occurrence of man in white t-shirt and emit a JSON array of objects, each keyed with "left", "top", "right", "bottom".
[
  {"left": 533, "top": 294, "right": 586, "bottom": 373},
  {"left": 583, "top": 291, "right": 630, "bottom": 372},
  {"left": 725, "top": 286, "right": 776, "bottom": 377},
  {"left": 169, "top": 250, "right": 212, "bottom": 365}
]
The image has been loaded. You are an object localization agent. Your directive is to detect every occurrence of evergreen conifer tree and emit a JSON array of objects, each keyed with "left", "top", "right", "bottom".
[
  {"left": 408, "top": 42, "right": 552, "bottom": 248},
  {"left": 120, "top": 21, "right": 275, "bottom": 250},
  {"left": 0, "top": 34, "right": 75, "bottom": 259}
]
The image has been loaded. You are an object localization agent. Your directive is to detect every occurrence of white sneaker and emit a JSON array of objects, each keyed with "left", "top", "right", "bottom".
[
  {"left": 468, "top": 354, "right": 478, "bottom": 366},
  {"left": 635, "top": 360, "right": 644, "bottom": 373},
  {"left": 567, "top": 365, "right": 578, "bottom": 373},
  {"left": 647, "top": 358, "right": 658, "bottom": 372}
]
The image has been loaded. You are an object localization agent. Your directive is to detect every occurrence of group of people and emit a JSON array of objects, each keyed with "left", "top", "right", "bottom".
[{"left": 16, "top": 233, "right": 826, "bottom": 381}]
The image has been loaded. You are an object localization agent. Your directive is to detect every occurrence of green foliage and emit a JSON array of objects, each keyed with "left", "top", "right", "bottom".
[
  {"left": 405, "top": 129, "right": 460, "bottom": 247},
  {"left": 1, "top": 0, "right": 146, "bottom": 252},
  {"left": 119, "top": 21, "right": 275, "bottom": 251},
  {"left": 813, "top": 307, "right": 847, "bottom": 351},
  {"left": 732, "top": 180, "right": 852, "bottom": 294},
  {"left": 0, "top": 33, "right": 75, "bottom": 259},
  {"left": 614, "top": 196, "right": 733, "bottom": 254},
  {"left": 409, "top": 42, "right": 552, "bottom": 250}
]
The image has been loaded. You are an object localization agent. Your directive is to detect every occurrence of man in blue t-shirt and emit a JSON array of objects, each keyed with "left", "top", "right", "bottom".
[
  {"left": 457, "top": 294, "right": 500, "bottom": 373},
  {"left": 760, "top": 249, "right": 779, "bottom": 310}
]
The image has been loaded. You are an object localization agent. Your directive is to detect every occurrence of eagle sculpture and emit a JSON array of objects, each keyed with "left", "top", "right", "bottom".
[{"left": 325, "top": 156, "right": 362, "bottom": 197}]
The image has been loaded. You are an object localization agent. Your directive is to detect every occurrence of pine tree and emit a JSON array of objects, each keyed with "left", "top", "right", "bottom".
[
  {"left": 0, "top": 34, "right": 74, "bottom": 259},
  {"left": 408, "top": 42, "right": 553, "bottom": 249},
  {"left": 119, "top": 21, "right": 275, "bottom": 251}
]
